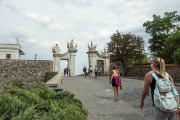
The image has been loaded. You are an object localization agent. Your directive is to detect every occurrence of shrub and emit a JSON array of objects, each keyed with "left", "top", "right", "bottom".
[{"left": 0, "top": 83, "right": 87, "bottom": 120}]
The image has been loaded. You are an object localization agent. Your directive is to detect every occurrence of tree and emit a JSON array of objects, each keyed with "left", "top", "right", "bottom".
[
  {"left": 107, "top": 31, "right": 145, "bottom": 75},
  {"left": 167, "top": 31, "right": 180, "bottom": 63},
  {"left": 143, "top": 11, "right": 180, "bottom": 63}
]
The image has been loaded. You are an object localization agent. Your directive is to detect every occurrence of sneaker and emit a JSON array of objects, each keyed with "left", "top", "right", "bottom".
[{"left": 115, "top": 98, "right": 118, "bottom": 102}]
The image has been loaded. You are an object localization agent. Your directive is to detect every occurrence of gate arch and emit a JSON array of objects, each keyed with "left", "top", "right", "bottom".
[
  {"left": 52, "top": 40, "right": 77, "bottom": 76},
  {"left": 87, "top": 41, "right": 110, "bottom": 75}
]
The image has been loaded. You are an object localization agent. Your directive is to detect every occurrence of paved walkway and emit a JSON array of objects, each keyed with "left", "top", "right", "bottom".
[{"left": 63, "top": 76, "right": 180, "bottom": 120}]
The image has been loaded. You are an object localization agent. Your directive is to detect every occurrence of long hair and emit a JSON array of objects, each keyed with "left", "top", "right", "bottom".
[
  {"left": 152, "top": 58, "right": 166, "bottom": 77},
  {"left": 112, "top": 64, "right": 116, "bottom": 70}
]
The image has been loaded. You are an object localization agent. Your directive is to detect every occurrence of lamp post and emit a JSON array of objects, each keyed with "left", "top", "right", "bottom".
[
  {"left": 137, "top": 37, "right": 143, "bottom": 78},
  {"left": 139, "top": 49, "right": 143, "bottom": 77}
]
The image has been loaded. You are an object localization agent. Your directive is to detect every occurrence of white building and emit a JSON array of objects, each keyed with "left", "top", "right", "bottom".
[{"left": 0, "top": 43, "right": 25, "bottom": 59}]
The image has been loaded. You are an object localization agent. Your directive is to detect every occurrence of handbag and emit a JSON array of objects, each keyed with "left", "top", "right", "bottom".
[{"left": 119, "top": 84, "right": 122, "bottom": 90}]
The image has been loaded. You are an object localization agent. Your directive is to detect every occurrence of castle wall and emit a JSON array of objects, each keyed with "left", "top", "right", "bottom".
[{"left": 0, "top": 59, "right": 53, "bottom": 91}]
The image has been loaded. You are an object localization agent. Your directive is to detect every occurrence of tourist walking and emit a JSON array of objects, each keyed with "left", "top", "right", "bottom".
[
  {"left": 66, "top": 67, "right": 69, "bottom": 76},
  {"left": 94, "top": 66, "right": 99, "bottom": 79},
  {"left": 68, "top": 69, "right": 71, "bottom": 77},
  {"left": 109, "top": 64, "right": 121, "bottom": 102},
  {"left": 140, "top": 57, "right": 179, "bottom": 120},
  {"left": 83, "top": 66, "right": 87, "bottom": 77},
  {"left": 99, "top": 67, "right": 102, "bottom": 76},
  {"left": 64, "top": 68, "right": 67, "bottom": 76},
  {"left": 88, "top": 65, "right": 93, "bottom": 76}
]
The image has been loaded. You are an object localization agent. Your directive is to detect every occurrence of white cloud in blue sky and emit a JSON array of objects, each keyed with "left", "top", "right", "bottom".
[{"left": 0, "top": 0, "right": 180, "bottom": 75}]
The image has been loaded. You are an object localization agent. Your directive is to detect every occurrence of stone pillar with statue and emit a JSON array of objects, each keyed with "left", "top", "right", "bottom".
[
  {"left": 52, "top": 40, "right": 77, "bottom": 76},
  {"left": 87, "top": 41, "right": 110, "bottom": 76},
  {"left": 67, "top": 39, "right": 77, "bottom": 76},
  {"left": 52, "top": 43, "right": 60, "bottom": 71}
]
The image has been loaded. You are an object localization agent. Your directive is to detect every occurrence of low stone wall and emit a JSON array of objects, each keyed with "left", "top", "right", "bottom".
[
  {"left": 46, "top": 72, "right": 63, "bottom": 90},
  {"left": 0, "top": 59, "right": 53, "bottom": 90},
  {"left": 125, "top": 64, "right": 180, "bottom": 83},
  {"left": 44, "top": 71, "right": 58, "bottom": 83}
]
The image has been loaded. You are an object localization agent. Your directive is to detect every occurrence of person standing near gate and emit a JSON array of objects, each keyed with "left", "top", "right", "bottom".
[
  {"left": 94, "top": 66, "right": 99, "bottom": 79},
  {"left": 66, "top": 67, "right": 69, "bottom": 76},
  {"left": 64, "top": 68, "right": 67, "bottom": 76},
  {"left": 89, "top": 65, "right": 93, "bottom": 76},
  {"left": 68, "top": 69, "right": 71, "bottom": 77},
  {"left": 99, "top": 67, "right": 102, "bottom": 76},
  {"left": 83, "top": 66, "right": 87, "bottom": 77}
]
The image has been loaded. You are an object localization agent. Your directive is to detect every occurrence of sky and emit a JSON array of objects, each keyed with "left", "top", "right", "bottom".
[{"left": 0, "top": 0, "right": 180, "bottom": 75}]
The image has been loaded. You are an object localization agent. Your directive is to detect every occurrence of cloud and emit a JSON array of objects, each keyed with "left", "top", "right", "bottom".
[
  {"left": 0, "top": 0, "right": 180, "bottom": 75},
  {"left": 49, "top": 23, "right": 64, "bottom": 30}
]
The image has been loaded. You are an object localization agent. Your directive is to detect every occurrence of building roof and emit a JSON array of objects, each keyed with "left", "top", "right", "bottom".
[{"left": 0, "top": 43, "right": 25, "bottom": 55}]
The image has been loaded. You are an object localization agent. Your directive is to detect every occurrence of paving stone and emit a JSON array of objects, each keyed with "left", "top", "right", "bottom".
[{"left": 63, "top": 76, "right": 180, "bottom": 120}]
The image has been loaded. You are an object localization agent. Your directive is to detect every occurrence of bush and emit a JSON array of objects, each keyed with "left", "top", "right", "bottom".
[{"left": 0, "top": 83, "right": 87, "bottom": 120}]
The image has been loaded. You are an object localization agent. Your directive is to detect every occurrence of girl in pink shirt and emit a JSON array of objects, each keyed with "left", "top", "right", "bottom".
[{"left": 109, "top": 65, "right": 121, "bottom": 102}]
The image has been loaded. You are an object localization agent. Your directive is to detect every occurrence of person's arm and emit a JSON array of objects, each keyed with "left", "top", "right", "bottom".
[
  {"left": 116, "top": 70, "right": 120, "bottom": 77},
  {"left": 109, "top": 70, "right": 113, "bottom": 84},
  {"left": 116, "top": 70, "right": 121, "bottom": 83},
  {"left": 140, "top": 73, "right": 151, "bottom": 109}
]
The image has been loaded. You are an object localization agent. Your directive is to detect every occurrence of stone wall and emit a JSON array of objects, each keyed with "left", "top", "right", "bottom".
[
  {"left": 0, "top": 59, "right": 53, "bottom": 90},
  {"left": 125, "top": 64, "right": 180, "bottom": 83},
  {"left": 44, "top": 71, "right": 58, "bottom": 83}
]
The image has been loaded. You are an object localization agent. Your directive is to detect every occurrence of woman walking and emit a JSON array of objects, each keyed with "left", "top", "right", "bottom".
[
  {"left": 140, "top": 57, "right": 179, "bottom": 120},
  {"left": 109, "top": 65, "right": 121, "bottom": 102}
]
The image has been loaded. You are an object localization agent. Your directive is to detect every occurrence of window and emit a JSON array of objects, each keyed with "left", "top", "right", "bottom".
[{"left": 6, "top": 54, "right": 11, "bottom": 59}]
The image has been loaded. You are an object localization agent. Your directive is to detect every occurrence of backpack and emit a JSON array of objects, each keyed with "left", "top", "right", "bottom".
[{"left": 151, "top": 71, "right": 179, "bottom": 112}]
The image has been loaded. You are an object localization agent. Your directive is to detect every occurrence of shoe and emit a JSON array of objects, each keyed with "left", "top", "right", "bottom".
[{"left": 115, "top": 97, "right": 118, "bottom": 102}]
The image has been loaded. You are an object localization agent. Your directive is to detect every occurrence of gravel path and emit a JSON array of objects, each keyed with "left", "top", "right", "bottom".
[{"left": 63, "top": 76, "right": 180, "bottom": 120}]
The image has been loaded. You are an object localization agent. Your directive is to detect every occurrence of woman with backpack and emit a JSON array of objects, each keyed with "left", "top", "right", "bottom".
[
  {"left": 109, "top": 64, "right": 122, "bottom": 102},
  {"left": 140, "top": 57, "right": 179, "bottom": 120}
]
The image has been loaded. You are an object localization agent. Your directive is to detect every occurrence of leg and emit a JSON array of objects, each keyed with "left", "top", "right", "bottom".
[
  {"left": 168, "top": 111, "right": 176, "bottom": 120},
  {"left": 113, "top": 87, "right": 118, "bottom": 101},
  {"left": 113, "top": 87, "right": 117, "bottom": 98},
  {"left": 154, "top": 107, "right": 168, "bottom": 120}
]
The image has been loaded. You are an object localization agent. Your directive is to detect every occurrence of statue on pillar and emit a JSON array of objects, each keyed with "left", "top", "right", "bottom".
[
  {"left": 101, "top": 47, "right": 108, "bottom": 56},
  {"left": 52, "top": 43, "right": 60, "bottom": 54},
  {"left": 67, "top": 39, "right": 77, "bottom": 50},
  {"left": 88, "top": 41, "right": 97, "bottom": 51}
]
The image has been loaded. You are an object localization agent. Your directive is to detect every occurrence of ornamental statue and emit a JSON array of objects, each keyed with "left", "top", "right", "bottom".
[
  {"left": 100, "top": 47, "right": 108, "bottom": 56},
  {"left": 88, "top": 41, "right": 97, "bottom": 51},
  {"left": 52, "top": 43, "right": 60, "bottom": 54},
  {"left": 67, "top": 39, "right": 77, "bottom": 50}
]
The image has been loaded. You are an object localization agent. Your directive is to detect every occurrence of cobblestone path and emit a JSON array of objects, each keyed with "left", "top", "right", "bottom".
[{"left": 63, "top": 76, "right": 180, "bottom": 120}]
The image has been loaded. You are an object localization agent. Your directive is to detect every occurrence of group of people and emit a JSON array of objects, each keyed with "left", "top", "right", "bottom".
[
  {"left": 83, "top": 65, "right": 102, "bottom": 78},
  {"left": 109, "top": 57, "right": 180, "bottom": 119},
  {"left": 63, "top": 67, "right": 71, "bottom": 77}
]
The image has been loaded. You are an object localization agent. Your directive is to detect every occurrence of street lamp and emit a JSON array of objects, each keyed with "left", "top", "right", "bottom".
[{"left": 137, "top": 37, "right": 143, "bottom": 78}]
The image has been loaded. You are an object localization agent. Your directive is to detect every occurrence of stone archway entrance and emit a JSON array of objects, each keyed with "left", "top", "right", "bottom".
[
  {"left": 87, "top": 41, "right": 110, "bottom": 75},
  {"left": 52, "top": 40, "right": 77, "bottom": 76}
]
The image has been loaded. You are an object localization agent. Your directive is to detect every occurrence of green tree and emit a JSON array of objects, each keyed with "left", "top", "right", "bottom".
[
  {"left": 107, "top": 31, "right": 145, "bottom": 75},
  {"left": 143, "top": 11, "right": 180, "bottom": 63},
  {"left": 166, "top": 31, "right": 180, "bottom": 63}
]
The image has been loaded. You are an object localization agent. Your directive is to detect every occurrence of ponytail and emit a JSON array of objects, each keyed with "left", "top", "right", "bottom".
[{"left": 159, "top": 58, "right": 166, "bottom": 78}]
